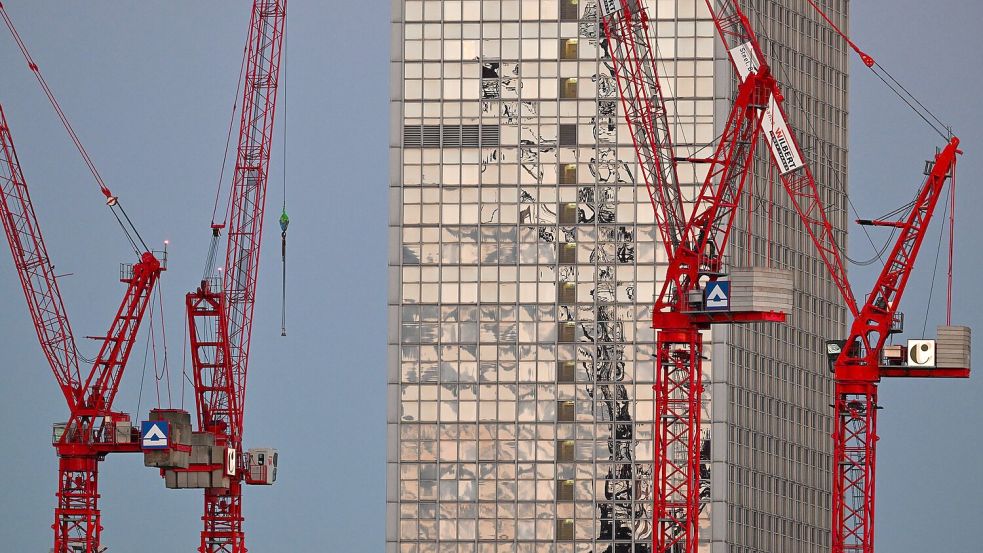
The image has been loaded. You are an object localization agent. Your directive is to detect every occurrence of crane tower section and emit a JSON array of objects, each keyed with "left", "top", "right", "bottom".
[{"left": 181, "top": 2, "right": 287, "bottom": 553}]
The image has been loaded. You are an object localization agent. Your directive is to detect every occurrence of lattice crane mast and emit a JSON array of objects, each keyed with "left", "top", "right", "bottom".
[
  {"left": 706, "top": 2, "right": 972, "bottom": 552},
  {"left": 0, "top": 101, "right": 164, "bottom": 552},
  {"left": 165, "top": 2, "right": 287, "bottom": 552}
]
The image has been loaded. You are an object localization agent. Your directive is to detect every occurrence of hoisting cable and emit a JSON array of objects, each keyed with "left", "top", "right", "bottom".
[
  {"left": 180, "top": 304, "right": 189, "bottom": 411},
  {"left": 280, "top": 207, "right": 289, "bottom": 337},
  {"left": 920, "top": 185, "right": 951, "bottom": 337},
  {"left": 155, "top": 283, "right": 172, "bottom": 408},
  {"left": 844, "top": 186, "right": 921, "bottom": 266},
  {"left": 202, "top": 230, "right": 222, "bottom": 282},
  {"left": 946, "top": 161, "right": 956, "bottom": 324},
  {"left": 844, "top": 227, "right": 895, "bottom": 267},
  {"left": 202, "top": 41, "right": 250, "bottom": 282},
  {"left": 748, "top": 8, "right": 885, "bottom": 270},
  {"left": 135, "top": 303, "right": 154, "bottom": 418},
  {"left": 149, "top": 295, "right": 162, "bottom": 409},
  {"left": 0, "top": 4, "right": 149, "bottom": 254},
  {"left": 805, "top": 0, "right": 951, "bottom": 140},
  {"left": 279, "top": 26, "right": 290, "bottom": 338},
  {"left": 209, "top": 41, "right": 249, "bottom": 229},
  {"left": 848, "top": 168, "right": 936, "bottom": 268}
]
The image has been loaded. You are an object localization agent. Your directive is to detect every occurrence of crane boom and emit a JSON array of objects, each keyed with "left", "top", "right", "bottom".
[
  {"left": 76, "top": 251, "right": 162, "bottom": 417},
  {"left": 838, "top": 139, "right": 960, "bottom": 375},
  {"left": 599, "top": 0, "right": 686, "bottom": 255},
  {"left": 653, "top": 71, "right": 767, "bottom": 323},
  {"left": 222, "top": 0, "right": 286, "bottom": 433},
  {"left": 0, "top": 103, "right": 82, "bottom": 408}
]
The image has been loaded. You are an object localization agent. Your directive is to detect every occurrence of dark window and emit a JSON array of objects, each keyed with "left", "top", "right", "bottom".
[
  {"left": 557, "top": 479, "right": 575, "bottom": 501},
  {"left": 559, "top": 243, "right": 577, "bottom": 264},
  {"left": 560, "top": 38, "right": 579, "bottom": 60},
  {"left": 557, "top": 401, "right": 575, "bottom": 421},
  {"left": 559, "top": 322, "right": 576, "bottom": 343},
  {"left": 560, "top": 0, "right": 579, "bottom": 21},
  {"left": 560, "top": 78, "right": 578, "bottom": 99},
  {"left": 558, "top": 361, "right": 576, "bottom": 382},
  {"left": 559, "top": 125, "right": 578, "bottom": 146},
  {"left": 558, "top": 282, "right": 576, "bottom": 305},
  {"left": 559, "top": 202, "right": 578, "bottom": 224},
  {"left": 557, "top": 440, "right": 575, "bottom": 461},
  {"left": 556, "top": 519, "right": 575, "bottom": 541}
]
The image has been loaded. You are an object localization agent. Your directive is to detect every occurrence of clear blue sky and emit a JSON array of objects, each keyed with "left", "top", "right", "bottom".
[{"left": 0, "top": 1, "right": 979, "bottom": 552}]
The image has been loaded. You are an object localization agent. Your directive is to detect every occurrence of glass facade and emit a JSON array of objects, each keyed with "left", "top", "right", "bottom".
[{"left": 387, "top": 1, "right": 848, "bottom": 552}]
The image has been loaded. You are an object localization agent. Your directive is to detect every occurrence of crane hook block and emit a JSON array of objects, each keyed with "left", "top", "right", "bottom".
[{"left": 279, "top": 209, "right": 289, "bottom": 233}]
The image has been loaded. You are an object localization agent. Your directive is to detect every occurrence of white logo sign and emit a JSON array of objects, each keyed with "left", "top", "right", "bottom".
[
  {"left": 141, "top": 422, "right": 169, "bottom": 449},
  {"left": 907, "top": 340, "right": 936, "bottom": 367},
  {"left": 728, "top": 41, "right": 760, "bottom": 82},
  {"left": 705, "top": 282, "right": 730, "bottom": 310},
  {"left": 763, "top": 94, "right": 805, "bottom": 175}
]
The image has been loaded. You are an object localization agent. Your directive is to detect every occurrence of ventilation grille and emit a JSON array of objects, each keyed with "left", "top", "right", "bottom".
[{"left": 403, "top": 124, "right": 500, "bottom": 148}]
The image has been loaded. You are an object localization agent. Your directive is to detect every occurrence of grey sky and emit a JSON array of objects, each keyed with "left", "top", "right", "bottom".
[{"left": 0, "top": 1, "right": 979, "bottom": 552}]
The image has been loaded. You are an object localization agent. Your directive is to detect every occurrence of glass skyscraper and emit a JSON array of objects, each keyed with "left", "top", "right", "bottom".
[{"left": 387, "top": 1, "right": 849, "bottom": 552}]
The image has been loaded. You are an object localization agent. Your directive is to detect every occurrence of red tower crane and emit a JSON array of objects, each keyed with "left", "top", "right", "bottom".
[
  {"left": 829, "top": 138, "right": 966, "bottom": 553},
  {"left": 601, "top": 0, "right": 918, "bottom": 550},
  {"left": 599, "top": 1, "right": 830, "bottom": 550},
  {"left": 702, "top": 2, "right": 971, "bottom": 552},
  {"left": 0, "top": 101, "right": 164, "bottom": 552},
  {"left": 178, "top": 2, "right": 287, "bottom": 552}
]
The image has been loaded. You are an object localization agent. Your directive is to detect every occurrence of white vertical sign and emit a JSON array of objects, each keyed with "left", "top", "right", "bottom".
[
  {"left": 728, "top": 41, "right": 761, "bottom": 82},
  {"left": 762, "top": 94, "right": 805, "bottom": 174},
  {"left": 600, "top": 0, "right": 624, "bottom": 16}
]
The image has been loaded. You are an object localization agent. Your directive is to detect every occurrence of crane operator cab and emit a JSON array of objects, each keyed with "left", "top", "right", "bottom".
[{"left": 245, "top": 448, "right": 278, "bottom": 485}]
